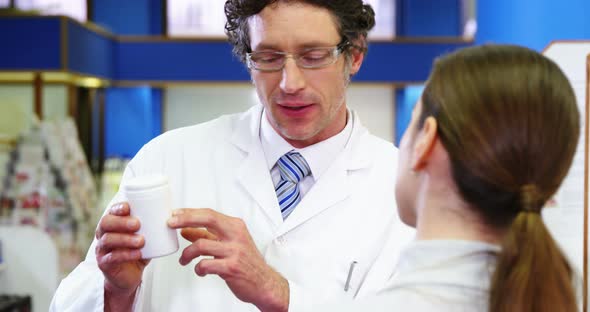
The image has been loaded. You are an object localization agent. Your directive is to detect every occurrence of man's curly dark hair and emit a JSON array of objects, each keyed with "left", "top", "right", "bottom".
[{"left": 224, "top": 0, "right": 376, "bottom": 65}]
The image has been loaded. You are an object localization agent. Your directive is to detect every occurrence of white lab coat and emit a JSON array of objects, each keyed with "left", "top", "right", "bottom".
[{"left": 50, "top": 105, "right": 415, "bottom": 311}]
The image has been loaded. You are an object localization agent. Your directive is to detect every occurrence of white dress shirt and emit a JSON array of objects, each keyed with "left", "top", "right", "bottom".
[{"left": 260, "top": 109, "right": 353, "bottom": 198}]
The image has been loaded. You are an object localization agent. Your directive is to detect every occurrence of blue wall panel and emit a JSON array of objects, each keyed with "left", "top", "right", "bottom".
[
  {"left": 149, "top": 0, "right": 164, "bottom": 35},
  {"left": 115, "top": 40, "right": 469, "bottom": 83},
  {"left": 0, "top": 17, "right": 62, "bottom": 70},
  {"left": 395, "top": 86, "right": 424, "bottom": 146},
  {"left": 91, "top": 0, "right": 161, "bottom": 35},
  {"left": 105, "top": 87, "right": 161, "bottom": 158},
  {"left": 397, "top": 0, "right": 462, "bottom": 36},
  {"left": 477, "top": 0, "right": 590, "bottom": 51},
  {"left": 115, "top": 41, "right": 250, "bottom": 81},
  {"left": 356, "top": 41, "right": 470, "bottom": 82},
  {"left": 0, "top": 16, "right": 470, "bottom": 83},
  {"left": 67, "top": 20, "right": 115, "bottom": 78},
  {"left": 150, "top": 88, "right": 163, "bottom": 139}
]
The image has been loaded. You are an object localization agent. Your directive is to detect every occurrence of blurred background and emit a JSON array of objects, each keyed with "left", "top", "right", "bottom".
[{"left": 0, "top": 0, "right": 589, "bottom": 311}]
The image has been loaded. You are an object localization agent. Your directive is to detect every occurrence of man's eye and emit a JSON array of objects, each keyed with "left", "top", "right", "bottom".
[
  {"left": 254, "top": 53, "right": 282, "bottom": 63},
  {"left": 301, "top": 50, "right": 330, "bottom": 62}
]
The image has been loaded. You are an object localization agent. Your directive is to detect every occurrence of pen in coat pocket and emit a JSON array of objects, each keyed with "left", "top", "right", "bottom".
[{"left": 344, "top": 261, "right": 358, "bottom": 292}]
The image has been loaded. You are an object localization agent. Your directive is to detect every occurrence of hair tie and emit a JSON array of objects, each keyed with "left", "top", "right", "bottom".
[{"left": 520, "top": 184, "right": 542, "bottom": 214}]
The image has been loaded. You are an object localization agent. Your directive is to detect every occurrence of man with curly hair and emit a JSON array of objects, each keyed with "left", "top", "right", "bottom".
[{"left": 51, "top": 1, "right": 414, "bottom": 311}]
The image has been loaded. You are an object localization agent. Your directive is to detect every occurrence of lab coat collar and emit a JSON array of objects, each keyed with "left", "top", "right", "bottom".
[
  {"left": 230, "top": 104, "right": 375, "bottom": 231},
  {"left": 384, "top": 240, "right": 500, "bottom": 293},
  {"left": 231, "top": 105, "right": 283, "bottom": 227},
  {"left": 229, "top": 105, "right": 263, "bottom": 153}
]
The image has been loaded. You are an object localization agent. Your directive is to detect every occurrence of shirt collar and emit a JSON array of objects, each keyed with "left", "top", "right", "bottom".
[
  {"left": 383, "top": 240, "right": 500, "bottom": 292},
  {"left": 260, "top": 108, "right": 354, "bottom": 181}
]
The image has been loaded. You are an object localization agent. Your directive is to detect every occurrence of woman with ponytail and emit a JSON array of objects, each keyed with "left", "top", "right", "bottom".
[
  {"left": 315, "top": 44, "right": 580, "bottom": 311},
  {"left": 394, "top": 44, "right": 579, "bottom": 311}
]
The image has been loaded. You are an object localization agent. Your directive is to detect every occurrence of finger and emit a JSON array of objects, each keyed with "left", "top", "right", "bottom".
[
  {"left": 181, "top": 228, "right": 218, "bottom": 242},
  {"left": 171, "top": 208, "right": 204, "bottom": 217},
  {"left": 97, "top": 233, "right": 144, "bottom": 253},
  {"left": 179, "top": 239, "right": 228, "bottom": 266},
  {"left": 194, "top": 258, "right": 228, "bottom": 277},
  {"left": 109, "top": 202, "right": 131, "bottom": 216},
  {"left": 96, "top": 214, "right": 141, "bottom": 239},
  {"left": 168, "top": 208, "right": 231, "bottom": 238},
  {"left": 97, "top": 249, "right": 143, "bottom": 270}
]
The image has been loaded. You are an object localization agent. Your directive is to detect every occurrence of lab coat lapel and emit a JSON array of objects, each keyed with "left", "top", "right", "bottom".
[
  {"left": 277, "top": 111, "right": 372, "bottom": 236},
  {"left": 231, "top": 105, "right": 283, "bottom": 227}
]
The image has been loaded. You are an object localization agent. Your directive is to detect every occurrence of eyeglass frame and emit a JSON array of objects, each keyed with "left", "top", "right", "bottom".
[{"left": 245, "top": 39, "right": 353, "bottom": 72}]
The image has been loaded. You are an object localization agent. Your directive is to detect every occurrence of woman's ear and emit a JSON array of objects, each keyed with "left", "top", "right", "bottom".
[{"left": 411, "top": 116, "right": 438, "bottom": 171}]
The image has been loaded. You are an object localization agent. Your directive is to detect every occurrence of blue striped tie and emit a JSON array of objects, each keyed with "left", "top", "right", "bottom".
[{"left": 275, "top": 151, "right": 311, "bottom": 219}]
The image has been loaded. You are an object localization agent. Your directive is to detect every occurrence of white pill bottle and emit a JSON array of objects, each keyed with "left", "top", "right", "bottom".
[{"left": 124, "top": 174, "right": 179, "bottom": 259}]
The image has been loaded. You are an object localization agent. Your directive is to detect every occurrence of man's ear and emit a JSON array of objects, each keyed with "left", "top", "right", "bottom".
[
  {"left": 349, "top": 48, "right": 365, "bottom": 76},
  {"left": 411, "top": 116, "right": 438, "bottom": 171}
]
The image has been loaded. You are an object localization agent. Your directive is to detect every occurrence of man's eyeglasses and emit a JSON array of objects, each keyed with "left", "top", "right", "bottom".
[{"left": 246, "top": 40, "right": 351, "bottom": 72}]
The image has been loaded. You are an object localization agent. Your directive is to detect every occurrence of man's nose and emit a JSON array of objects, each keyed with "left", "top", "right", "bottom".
[{"left": 279, "top": 58, "right": 306, "bottom": 94}]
